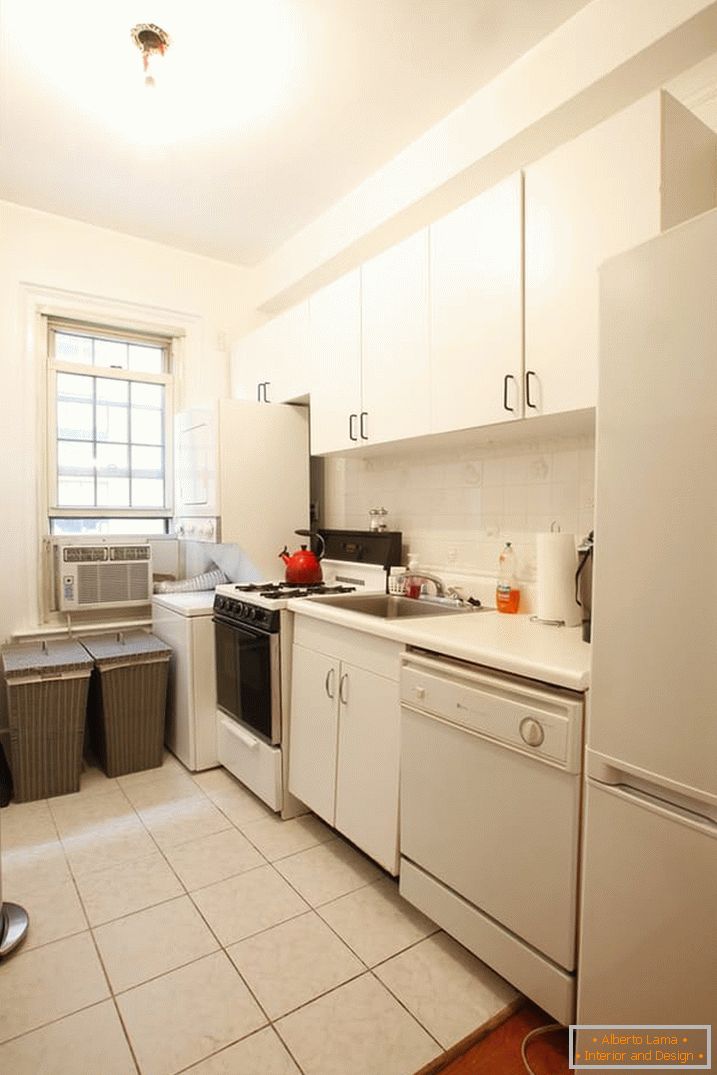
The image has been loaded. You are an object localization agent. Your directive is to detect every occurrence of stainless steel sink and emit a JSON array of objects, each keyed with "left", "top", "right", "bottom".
[{"left": 307, "top": 593, "right": 481, "bottom": 619}]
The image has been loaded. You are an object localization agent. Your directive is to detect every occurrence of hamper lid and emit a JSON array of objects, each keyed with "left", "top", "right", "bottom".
[
  {"left": 1, "top": 639, "right": 94, "bottom": 678},
  {"left": 81, "top": 630, "right": 172, "bottom": 664}
]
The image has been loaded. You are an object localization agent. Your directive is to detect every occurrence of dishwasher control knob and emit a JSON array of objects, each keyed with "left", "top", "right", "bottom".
[{"left": 519, "top": 718, "right": 545, "bottom": 747}]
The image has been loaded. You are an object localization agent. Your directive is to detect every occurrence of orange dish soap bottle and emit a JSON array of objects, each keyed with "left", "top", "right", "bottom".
[{"left": 496, "top": 542, "right": 520, "bottom": 613}]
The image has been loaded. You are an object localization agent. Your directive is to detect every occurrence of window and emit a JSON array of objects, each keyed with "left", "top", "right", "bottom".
[{"left": 47, "top": 320, "right": 173, "bottom": 533}]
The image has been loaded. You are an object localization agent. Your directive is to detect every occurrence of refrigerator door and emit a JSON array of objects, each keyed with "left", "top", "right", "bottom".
[
  {"left": 578, "top": 777, "right": 717, "bottom": 1025},
  {"left": 592, "top": 210, "right": 717, "bottom": 805}
]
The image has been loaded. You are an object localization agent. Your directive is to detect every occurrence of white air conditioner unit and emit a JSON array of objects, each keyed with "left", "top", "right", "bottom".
[{"left": 52, "top": 539, "right": 153, "bottom": 612}]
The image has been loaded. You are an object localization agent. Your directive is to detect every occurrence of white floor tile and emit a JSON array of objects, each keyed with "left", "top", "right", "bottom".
[
  {"left": 137, "top": 796, "right": 232, "bottom": 850},
  {"left": 94, "top": 894, "right": 219, "bottom": 992},
  {"left": 0, "top": 932, "right": 109, "bottom": 1043},
  {"left": 191, "top": 864, "right": 309, "bottom": 946},
  {"left": 74, "top": 850, "right": 183, "bottom": 926},
  {"left": 374, "top": 932, "right": 519, "bottom": 1049},
  {"left": 12, "top": 876, "right": 87, "bottom": 951},
  {"left": 117, "top": 951, "right": 266, "bottom": 1075},
  {"left": 0, "top": 1000, "right": 135, "bottom": 1075},
  {"left": 241, "top": 813, "right": 333, "bottom": 861},
  {"left": 115, "top": 754, "right": 183, "bottom": 791},
  {"left": 49, "top": 787, "right": 136, "bottom": 838},
  {"left": 162, "top": 827, "right": 264, "bottom": 891},
  {"left": 185, "top": 1026, "right": 300, "bottom": 1074},
  {"left": 121, "top": 770, "right": 205, "bottom": 812},
  {"left": 0, "top": 800, "right": 59, "bottom": 849},
  {"left": 61, "top": 815, "right": 157, "bottom": 877},
  {"left": 275, "top": 838, "right": 381, "bottom": 907},
  {"left": 275, "top": 972, "right": 438, "bottom": 1075},
  {"left": 193, "top": 769, "right": 274, "bottom": 825},
  {"left": 227, "top": 911, "right": 364, "bottom": 1019},
  {"left": 1, "top": 841, "right": 72, "bottom": 893},
  {"left": 318, "top": 877, "right": 438, "bottom": 966}
]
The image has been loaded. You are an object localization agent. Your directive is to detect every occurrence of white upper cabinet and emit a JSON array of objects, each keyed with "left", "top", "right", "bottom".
[
  {"left": 430, "top": 173, "right": 523, "bottom": 433},
  {"left": 361, "top": 230, "right": 431, "bottom": 446},
  {"left": 308, "top": 270, "right": 363, "bottom": 454},
  {"left": 230, "top": 301, "right": 310, "bottom": 405},
  {"left": 524, "top": 91, "right": 716, "bottom": 417}
]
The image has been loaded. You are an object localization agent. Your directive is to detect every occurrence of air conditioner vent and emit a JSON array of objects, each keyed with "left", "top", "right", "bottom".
[
  {"left": 63, "top": 546, "right": 108, "bottom": 563},
  {"left": 52, "top": 540, "right": 153, "bottom": 611}
]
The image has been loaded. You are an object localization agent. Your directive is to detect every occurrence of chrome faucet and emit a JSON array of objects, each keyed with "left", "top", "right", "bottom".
[{"left": 413, "top": 572, "right": 447, "bottom": 597}]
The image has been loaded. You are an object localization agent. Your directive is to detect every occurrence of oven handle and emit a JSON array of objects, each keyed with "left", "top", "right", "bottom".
[
  {"left": 212, "top": 614, "right": 274, "bottom": 637},
  {"left": 225, "top": 722, "right": 260, "bottom": 751}
]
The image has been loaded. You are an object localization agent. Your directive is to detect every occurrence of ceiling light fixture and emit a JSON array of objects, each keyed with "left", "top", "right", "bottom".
[{"left": 131, "top": 23, "right": 170, "bottom": 88}]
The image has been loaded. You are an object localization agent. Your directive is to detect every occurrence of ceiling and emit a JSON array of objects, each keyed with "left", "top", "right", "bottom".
[{"left": 0, "top": 1, "right": 590, "bottom": 266}]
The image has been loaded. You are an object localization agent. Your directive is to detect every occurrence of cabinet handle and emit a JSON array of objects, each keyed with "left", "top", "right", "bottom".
[
  {"left": 256, "top": 382, "right": 263, "bottom": 402},
  {"left": 359, "top": 411, "right": 368, "bottom": 440},
  {"left": 324, "top": 668, "right": 335, "bottom": 700},
  {"left": 502, "top": 374, "right": 516, "bottom": 413},
  {"left": 339, "top": 672, "right": 348, "bottom": 705},
  {"left": 525, "top": 370, "right": 539, "bottom": 410},
  {"left": 349, "top": 413, "right": 358, "bottom": 441},
  {"left": 263, "top": 381, "right": 271, "bottom": 403}
]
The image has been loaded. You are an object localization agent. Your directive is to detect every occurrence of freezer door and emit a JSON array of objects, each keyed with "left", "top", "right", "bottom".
[
  {"left": 593, "top": 211, "right": 717, "bottom": 803},
  {"left": 578, "top": 778, "right": 717, "bottom": 1026}
]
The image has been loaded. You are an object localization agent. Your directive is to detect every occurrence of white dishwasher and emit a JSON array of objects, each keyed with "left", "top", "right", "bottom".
[{"left": 399, "top": 649, "right": 584, "bottom": 1025}]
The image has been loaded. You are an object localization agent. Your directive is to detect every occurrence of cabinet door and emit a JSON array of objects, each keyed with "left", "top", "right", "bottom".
[
  {"left": 524, "top": 97, "right": 661, "bottom": 416},
  {"left": 431, "top": 174, "right": 523, "bottom": 433},
  {"left": 288, "top": 645, "right": 340, "bottom": 824},
  {"left": 309, "top": 271, "right": 362, "bottom": 454},
  {"left": 230, "top": 329, "right": 266, "bottom": 402},
  {"left": 335, "top": 663, "right": 400, "bottom": 874},
  {"left": 230, "top": 303, "right": 310, "bottom": 405},
  {"left": 262, "top": 302, "right": 311, "bottom": 404},
  {"left": 361, "top": 230, "right": 431, "bottom": 445}
]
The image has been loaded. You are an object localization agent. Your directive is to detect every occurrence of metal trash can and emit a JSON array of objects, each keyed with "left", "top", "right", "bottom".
[
  {"left": 1, "top": 640, "right": 93, "bottom": 802},
  {"left": 82, "top": 631, "right": 171, "bottom": 777}
]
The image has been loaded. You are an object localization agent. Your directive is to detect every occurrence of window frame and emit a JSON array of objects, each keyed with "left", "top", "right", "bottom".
[{"left": 46, "top": 317, "right": 175, "bottom": 523}]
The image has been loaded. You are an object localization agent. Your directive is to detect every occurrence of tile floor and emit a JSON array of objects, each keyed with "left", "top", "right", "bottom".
[{"left": 0, "top": 755, "right": 520, "bottom": 1075}]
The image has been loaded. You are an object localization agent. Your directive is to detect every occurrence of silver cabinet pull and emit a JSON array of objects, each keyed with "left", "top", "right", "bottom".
[
  {"left": 339, "top": 672, "right": 349, "bottom": 705},
  {"left": 325, "top": 668, "right": 335, "bottom": 699}
]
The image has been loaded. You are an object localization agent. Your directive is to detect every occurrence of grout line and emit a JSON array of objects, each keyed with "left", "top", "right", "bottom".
[{"left": 367, "top": 967, "right": 445, "bottom": 1053}]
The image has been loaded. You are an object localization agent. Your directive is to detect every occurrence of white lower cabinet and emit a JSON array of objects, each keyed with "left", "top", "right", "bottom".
[{"left": 288, "top": 619, "right": 402, "bottom": 874}]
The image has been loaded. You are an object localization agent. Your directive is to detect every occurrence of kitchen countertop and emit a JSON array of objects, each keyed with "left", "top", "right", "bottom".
[{"left": 287, "top": 597, "right": 591, "bottom": 691}]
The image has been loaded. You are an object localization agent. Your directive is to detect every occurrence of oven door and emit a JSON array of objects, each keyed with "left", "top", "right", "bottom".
[{"left": 214, "top": 615, "right": 281, "bottom": 745}]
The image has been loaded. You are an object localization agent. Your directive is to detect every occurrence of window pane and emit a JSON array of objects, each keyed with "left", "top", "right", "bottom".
[
  {"left": 96, "top": 378, "right": 128, "bottom": 404},
  {"left": 131, "top": 409, "right": 163, "bottom": 445},
  {"left": 57, "top": 402, "right": 93, "bottom": 441},
  {"left": 131, "top": 478, "right": 165, "bottom": 508},
  {"left": 57, "top": 372, "right": 93, "bottom": 400},
  {"left": 50, "top": 517, "right": 168, "bottom": 535},
  {"left": 129, "top": 344, "right": 164, "bottom": 373},
  {"left": 58, "top": 477, "right": 95, "bottom": 506},
  {"left": 96, "top": 443, "right": 129, "bottom": 476},
  {"left": 54, "top": 333, "right": 92, "bottom": 364},
  {"left": 96, "top": 379, "right": 129, "bottom": 443},
  {"left": 131, "top": 445, "right": 163, "bottom": 478},
  {"left": 131, "top": 382, "right": 163, "bottom": 408},
  {"left": 97, "top": 477, "right": 130, "bottom": 507},
  {"left": 94, "top": 339, "right": 128, "bottom": 369},
  {"left": 58, "top": 441, "right": 94, "bottom": 476}
]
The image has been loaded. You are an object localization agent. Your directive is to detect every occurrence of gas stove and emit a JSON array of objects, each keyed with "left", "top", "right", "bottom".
[{"left": 215, "top": 580, "right": 357, "bottom": 619}]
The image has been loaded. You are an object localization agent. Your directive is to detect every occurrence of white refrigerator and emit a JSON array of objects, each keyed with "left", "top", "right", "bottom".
[{"left": 577, "top": 208, "right": 717, "bottom": 1026}]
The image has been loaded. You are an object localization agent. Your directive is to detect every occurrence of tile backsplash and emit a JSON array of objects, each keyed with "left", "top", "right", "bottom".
[{"left": 321, "top": 432, "right": 595, "bottom": 591}]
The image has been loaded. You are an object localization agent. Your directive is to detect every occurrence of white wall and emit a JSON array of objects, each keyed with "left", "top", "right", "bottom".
[
  {"left": 0, "top": 199, "right": 252, "bottom": 641},
  {"left": 323, "top": 433, "right": 595, "bottom": 600}
]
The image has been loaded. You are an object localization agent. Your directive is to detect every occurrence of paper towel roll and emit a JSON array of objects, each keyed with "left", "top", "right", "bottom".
[{"left": 536, "top": 532, "right": 581, "bottom": 626}]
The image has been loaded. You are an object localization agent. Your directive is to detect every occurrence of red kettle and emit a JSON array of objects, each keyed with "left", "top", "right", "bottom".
[{"left": 279, "top": 530, "right": 325, "bottom": 585}]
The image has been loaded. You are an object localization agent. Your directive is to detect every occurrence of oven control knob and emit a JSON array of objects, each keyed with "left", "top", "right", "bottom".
[
  {"left": 519, "top": 718, "right": 545, "bottom": 748},
  {"left": 248, "top": 607, "right": 256, "bottom": 620}
]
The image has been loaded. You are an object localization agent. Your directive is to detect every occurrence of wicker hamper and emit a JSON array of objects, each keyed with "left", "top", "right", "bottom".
[
  {"left": 82, "top": 631, "right": 171, "bottom": 778},
  {"left": 1, "top": 640, "right": 93, "bottom": 802}
]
